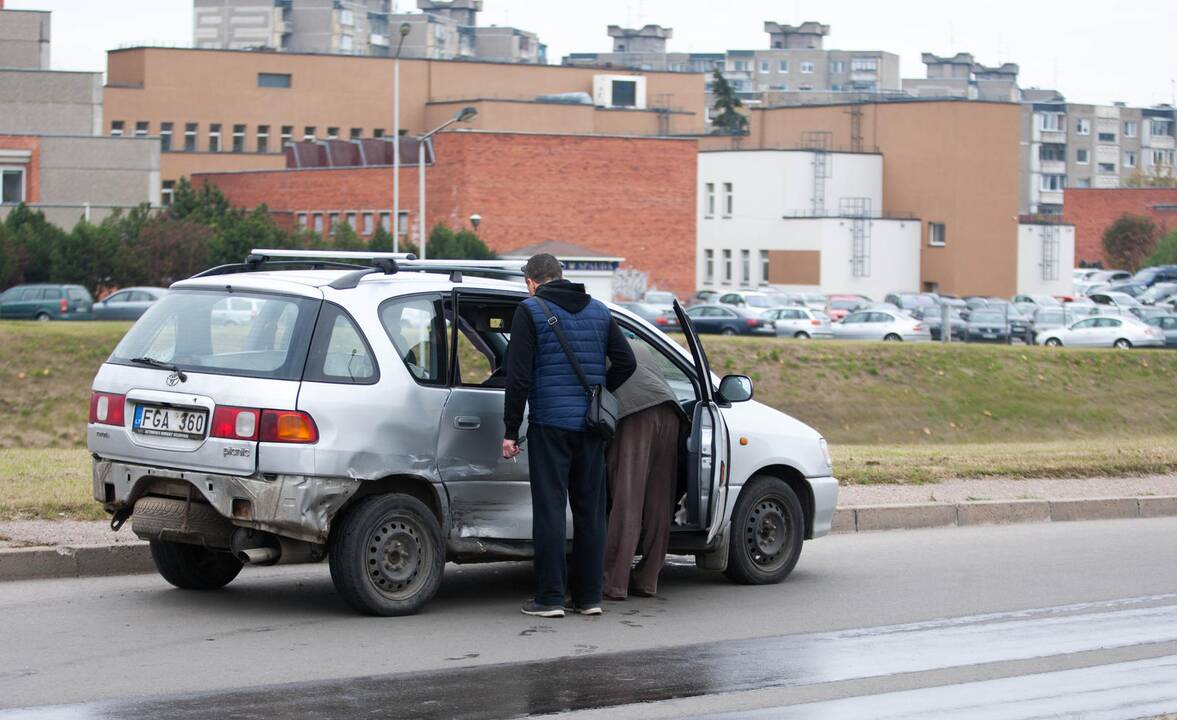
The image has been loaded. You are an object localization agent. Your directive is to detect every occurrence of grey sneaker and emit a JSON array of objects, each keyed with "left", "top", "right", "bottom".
[
  {"left": 565, "top": 602, "right": 603, "bottom": 616},
  {"left": 521, "top": 600, "right": 565, "bottom": 618}
]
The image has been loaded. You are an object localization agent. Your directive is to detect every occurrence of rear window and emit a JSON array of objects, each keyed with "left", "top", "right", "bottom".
[{"left": 109, "top": 289, "right": 320, "bottom": 380}]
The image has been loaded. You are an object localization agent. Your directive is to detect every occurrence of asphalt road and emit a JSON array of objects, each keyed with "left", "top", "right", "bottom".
[{"left": 2, "top": 518, "right": 1176, "bottom": 718}]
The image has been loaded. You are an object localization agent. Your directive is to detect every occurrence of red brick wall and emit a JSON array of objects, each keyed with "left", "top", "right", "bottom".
[
  {"left": 0, "top": 135, "right": 41, "bottom": 204},
  {"left": 1064, "top": 188, "right": 1177, "bottom": 266},
  {"left": 195, "top": 131, "right": 699, "bottom": 298}
]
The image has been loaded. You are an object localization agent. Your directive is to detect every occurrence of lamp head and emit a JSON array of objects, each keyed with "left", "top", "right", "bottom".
[
  {"left": 469, "top": 213, "right": 481, "bottom": 229},
  {"left": 399, "top": 23, "right": 411, "bottom": 37},
  {"left": 455, "top": 106, "right": 478, "bottom": 123}
]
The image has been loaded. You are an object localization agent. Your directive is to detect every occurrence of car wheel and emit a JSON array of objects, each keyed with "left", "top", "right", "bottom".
[
  {"left": 149, "top": 539, "right": 243, "bottom": 590},
  {"left": 1044, "top": 337, "right": 1062, "bottom": 347},
  {"left": 721, "top": 327, "right": 737, "bottom": 336},
  {"left": 794, "top": 331, "right": 811, "bottom": 340},
  {"left": 329, "top": 493, "right": 444, "bottom": 616},
  {"left": 1113, "top": 338, "right": 1132, "bottom": 349},
  {"left": 34, "top": 312, "right": 51, "bottom": 322},
  {"left": 883, "top": 333, "right": 902, "bottom": 342},
  {"left": 724, "top": 476, "right": 804, "bottom": 585}
]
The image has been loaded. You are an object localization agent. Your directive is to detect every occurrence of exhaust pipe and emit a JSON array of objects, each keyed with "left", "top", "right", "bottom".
[{"left": 238, "top": 547, "right": 280, "bottom": 564}]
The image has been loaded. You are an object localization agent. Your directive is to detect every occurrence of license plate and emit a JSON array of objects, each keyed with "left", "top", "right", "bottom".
[
  {"left": 133, "top": 404, "right": 208, "bottom": 440},
  {"left": 982, "top": 333, "right": 997, "bottom": 339}
]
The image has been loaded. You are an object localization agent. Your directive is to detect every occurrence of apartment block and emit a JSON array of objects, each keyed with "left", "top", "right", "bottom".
[
  {"left": 0, "top": 7, "right": 49, "bottom": 70},
  {"left": 903, "top": 53, "right": 1020, "bottom": 102},
  {"left": 564, "top": 25, "right": 724, "bottom": 75}
]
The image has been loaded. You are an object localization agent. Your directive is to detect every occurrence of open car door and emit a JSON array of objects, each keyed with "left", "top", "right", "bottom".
[{"left": 673, "top": 299, "right": 730, "bottom": 544}]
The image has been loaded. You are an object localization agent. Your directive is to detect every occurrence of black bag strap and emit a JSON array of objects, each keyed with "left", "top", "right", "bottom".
[{"left": 533, "top": 297, "right": 593, "bottom": 393}]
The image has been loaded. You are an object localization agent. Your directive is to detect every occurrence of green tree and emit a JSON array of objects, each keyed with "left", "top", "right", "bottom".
[
  {"left": 329, "top": 219, "right": 363, "bottom": 249},
  {"left": 1147, "top": 228, "right": 1177, "bottom": 266},
  {"left": 424, "top": 223, "right": 495, "bottom": 259},
  {"left": 369, "top": 224, "right": 394, "bottom": 252},
  {"left": 710, "top": 69, "right": 748, "bottom": 136},
  {"left": 0, "top": 223, "right": 16, "bottom": 289},
  {"left": 1102, "top": 214, "right": 1160, "bottom": 271},
  {"left": 53, "top": 220, "right": 121, "bottom": 294},
  {"left": 4, "top": 204, "right": 64, "bottom": 284}
]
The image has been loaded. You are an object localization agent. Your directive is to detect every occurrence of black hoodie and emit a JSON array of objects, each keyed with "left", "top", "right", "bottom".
[{"left": 503, "top": 279, "right": 636, "bottom": 440}]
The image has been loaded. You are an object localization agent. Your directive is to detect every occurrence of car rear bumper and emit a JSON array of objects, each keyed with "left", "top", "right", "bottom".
[{"left": 92, "top": 457, "right": 361, "bottom": 543}]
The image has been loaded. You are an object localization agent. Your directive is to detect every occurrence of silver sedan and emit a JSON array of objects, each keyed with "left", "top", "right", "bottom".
[
  {"left": 762, "top": 306, "right": 834, "bottom": 339},
  {"left": 1036, "top": 316, "right": 1165, "bottom": 349},
  {"left": 831, "top": 309, "right": 932, "bottom": 342}
]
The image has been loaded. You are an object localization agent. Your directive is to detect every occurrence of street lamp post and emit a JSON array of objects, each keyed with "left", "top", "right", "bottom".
[
  {"left": 417, "top": 106, "right": 477, "bottom": 260},
  {"left": 391, "top": 22, "right": 410, "bottom": 253}
]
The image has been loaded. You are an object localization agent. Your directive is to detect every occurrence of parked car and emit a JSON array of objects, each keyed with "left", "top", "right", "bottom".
[
  {"left": 1036, "top": 315, "right": 1165, "bottom": 349},
  {"left": 687, "top": 289, "right": 719, "bottom": 306},
  {"left": 762, "top": 306, "right": 833, "bottom": 339},
  {"left": 964, "top": 310, "right": 1014, "bottom": 344},
  {"left": 777, "top": 292, "right": 828, "bottom": 312},
  {"left": 1137, "top": 282, "right": 1177, "bottom": 306},
  {"left": 210, "top": 296, "right": 262, "bottom": 325},
  {"left": 617, "top": 302, "right": 680, "bottom": 332},
  {"left": 1107, "top": 281, "right": 1150, "bottom": 298},
  {"left": 1131, "top": 265, "right": 1177, "bottom": 288},
  {"left": 1142, "top": 315, "right": 1177, "bottom": 348},
  {"left": 1088, "top": 291, "right": 1143, "bottom": 312},
  {"left": 0, "top": 283, "right": 92, "bottom": 321},
  {"left": 830, "top": 309, "right": 931, "bottom": 342},
  {"left": 1011, "top": 294, "right": 1062, "bottom": 309},
  {"left": 1028, "top": 306, "right": 1095, "bottom": 344},
  {"left": 93, "top": 287, "right": 168, "bottom": 321},
  {"left": 825, "top": 294, "right": 869, "bottom": 322},
  {"left": 88, "top": 251, "right": 837, "bottom": 616},
  {"left": 910, "top": 306, "right": 966, "bottom": 341},
  {"left": 884, "top": 292, "right": 939, "bottom": 313},
  {"left": 640, "top": 290, "right": 677, "bottom": 314},
  {"left": 716, "top": 291, "right": 785, "bottom": 315},
  {"left": 1132, "top": 306, "right": 1173, "bottom": 323},
  {"left": 684, "top": 304, "right": 777, "bottom": 336},
  {"left": 1075, "top": 269, "right": 1132, "bottom": 295}
]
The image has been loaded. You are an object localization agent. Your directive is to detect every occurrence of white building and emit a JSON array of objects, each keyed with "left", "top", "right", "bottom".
[
  {"left": 1016, "top": 222, "right": 1075, "bottom": 296},
  {"left": 697, "top": 149, "right": 920, "bottom": 300}
]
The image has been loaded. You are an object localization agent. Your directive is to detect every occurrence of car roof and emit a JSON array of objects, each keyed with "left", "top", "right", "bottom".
[{"left": 173, "top": 268, "right": 526, "bottom": 300}]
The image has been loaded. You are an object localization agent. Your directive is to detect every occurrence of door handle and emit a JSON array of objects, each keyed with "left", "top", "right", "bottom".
[{"left": 453, "top": 416, "right": 482, "bottom": 430}]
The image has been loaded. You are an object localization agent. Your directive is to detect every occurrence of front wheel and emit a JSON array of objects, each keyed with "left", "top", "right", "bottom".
[
  {"left": 724, "top": 476, "right": 804, "bottom": 585},
  {"left": 1113, "top": 338, "right": 1132, "bottom": 349},
  {"left": 883, "top": 333, "right": 902, "bottom": 342},
  {"left": 149, "top": 539, "right": 243, "bottom": 590},
  {"left": 794, "top": 331, "right": 811, "bottom": 340},
  {"left": 721, "top": 327, "right": 737, "bottom": 336},
  {"left": 1044, "top": 337, "right": 1062, "bottom": 347},
  {"left": 329, "top": 494, "right": 444, "bottom": 616}
]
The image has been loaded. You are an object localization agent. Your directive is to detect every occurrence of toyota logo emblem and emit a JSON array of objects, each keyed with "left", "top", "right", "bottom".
[{"left": 166, "top": 372, "right": 182, "bottom": 387}]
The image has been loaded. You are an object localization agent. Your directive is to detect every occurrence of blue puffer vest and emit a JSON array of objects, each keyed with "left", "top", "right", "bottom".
[{"left": 523, "top": 295, "right": 611, "bottom": 432}]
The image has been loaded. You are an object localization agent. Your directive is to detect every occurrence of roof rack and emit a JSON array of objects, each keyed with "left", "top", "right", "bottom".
[
  {"left": 397, "top": 259, "right": 525, "bottom": 283},
  {"left": 190, "top": 249, "right": 418, "bottom": 285}
]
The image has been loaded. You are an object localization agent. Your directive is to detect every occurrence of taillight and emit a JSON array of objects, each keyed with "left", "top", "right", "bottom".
[
  {"left": 211, "top": 406, "right": 260, "bottom": 440},
  {"left": 60, "top": 298, "right": 68, "bottom": 313},
  {"left": 811, "top": 319, "right": 821, "bottom": 326},
  {"left": 89, "top": 392, "right": 126, "bottom": 426},
  {"left": 912, "top": 324, "right": 924, "bottom": 332},
  {"left": 655, "top": 316, "right": 667, "bottom": 325},
  {"left": 260, "top": 410, "right": 318, "bottom": 444},
  {"left": 746, "top": 318, "right": 759, "bottom": 327}
]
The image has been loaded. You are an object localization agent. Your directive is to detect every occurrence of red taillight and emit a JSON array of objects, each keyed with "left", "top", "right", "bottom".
[
  {"left": 259, "top": 410, "right": 318, "bottom": 444},
  {"left": 89, "top": 392, "right": 126, "bottom": 426},
  {"left": 60, "top": 298, "right": 68, "bottom": 313},
  {"left": 913, "top": 323, "right": 924, "bottom": 332},
  {"left": 211, "top": 406, "right": 260, "bottom": 440},
  {"left": 811, "top": 319, "right": 821, "bottom": 326},
  {"left": 746, "top": 318, "right": 759, "bottom": 327},
  {"left": 655, "top": 316, "right": 668, "bottom": 325}
]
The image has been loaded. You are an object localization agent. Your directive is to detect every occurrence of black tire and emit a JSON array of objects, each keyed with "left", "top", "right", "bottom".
[
  {"left": 720, "top": 327, "right": 737, "bottom": 336},
  {"left": 329, "top": 494, "right": 444, "bottom": 616},
  {"left": 149, "top": 539, "right": 243, "bottom": 590},
  {"left": 794, "top": 331, "right": 811, "bottom": 340},
  {"left": 34, "top": 312, "right": 50, "bottom": 322},
  {"left": 1045, "top": 337, "right": 1062, "bottom": 347},
  {"left": 724, "top": 476, "right": 805, "bottom": 585},
  {"left": 883, "top": 333, "right": 902, "bottom": 342},
  {"left": 1114, "top": 338, "right": 1132, "bottom": 349}
]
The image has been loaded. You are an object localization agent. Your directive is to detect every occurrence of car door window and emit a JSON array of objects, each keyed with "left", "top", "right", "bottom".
[
  {"left": 1098, "top": 318, "right": 1121, "bottom": 328},
  {"left": 719, "top": 294, "right": 740, "bottom": 305},
  {"left": 43, "top": 288, "right": 62, "bottom": 300},
  {"left": 379, "top": 295, "right": 447, "bottom": 384},
  {"left": 106, "top": 292, "right": 129, "bottom": 304},
  {"left": 617, "top": 324, "right": 698, "bottom": 404},
  {"left": 303, "top": 304, "right": 378, "bottom": 384},
  {"left": 452, "top": 297, "right": 516, "bottom": 388},
  {"left": 1071, "top": 319, "right": 1098, "bottom": 329},
  {"left": 843, "top": 312, "right": 866, "bottom": 323}
]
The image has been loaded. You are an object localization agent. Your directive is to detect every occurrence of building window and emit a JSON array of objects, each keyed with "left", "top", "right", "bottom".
[
  {"left": 232, "top": 124, "right": 246, "bottom": 153},
  {"left": 1125, "top": 151, "right": 1137, "bottom": 168},
  {"left": 722, "top": 249, "right": 732, "bottom": 283},
  {"left": 208, "top": 123, "right": 222, "bottom": 152},
  {"left": 1097, "top": 131, "right": 1116, "bottom": 143},
  {"left": 1038, "top": 113, "right": 1064, "bottom": 132},
  {"left": 346, "top": 212, "right": 358, "bottom": 230},
  {"left": 732, "top": 60, "right": 747, "bottom": 72},
  {"left": 134, "top": 121, "right": 149, "bottom": 137},
  {"left": 740, "top": 250, "right": 751, "bottom": 286},
  {"left": 1097, "top": 162, "right": 1116, "bottom": 174},
  {"left": 362, "top": 212, "right": 374, "bottom": 235},
  {"left": 830, "top": 60, "right": 846, "bottom": 73},
  {"left": 258, "top": 73, "right": 292, "bottom": 89},
  {"left": 1039, "top": 144, "right": 1065, "bottom": 162},
  {"left": 373, "top": 128, "right": 385, "bottom": 138},
  {"left": 184, "top": 123, "right": 197, "bottom": 152},
  {"left": 1124, "top": 121, "right": 1138, "bottom": 138},
  {"left": 327, "top": 127, "right": 340, "bottom": 140},
  {"left": 397, "top": 210, "right": 409, "bottom": 236},
  {"left": 1151, "top": 149, "right": 1175, "bottom": 167},
  {"left": 281, "top": 126, "right": 293, "bottom": 147},
  {"left": 778, "top": 60, "right": 788, "bottom": 73},
  {"left": 722, "top": 182, "right": 733, "bottom": 217},
  {"left": 160, "top": 122, "right": 173, "bottom": 151},
  {"left": 161, "top": 180, "right": 175, "bottom": 207},
  {"left": 704, "top": 182, "right": 715, "bottom": 217},
  {"left": 851, "top": 57, "right": 878, "bottom": 72},
  {"left": 800, "top": 62, "right": 815, "bottom": 74},
  {"left": 297, "top": 212, "right": 308, "bottom": 229},
  {"left": 928, "top": 221, "right": 946, "bottom": 247},
  {"left": 110, "top": 121, "right": 124, "bottom": 137},
  {"left": 1075, "top": 148, "right": 1088, "bottom": 164},
  {"left": 379, "top": 212, "right": 391, "bottom": 232},
  {"left": 1151, "top": 119, "right": 1174, "bottom": 137},
  {"left": 1, "top": 167, "right": 26, "bottom": 204},
  {"left": 350, "top": 127, "right": 362, "bottom": 140},
  {"left": 340, "top": 9, "right": 354, "bottom": 26},
  {"left": 304, "top": 126, "right": 316, "bottom": 141},
  {"left": 313, "top": 213, "right": 324, "bottom": 233},
  {"left": 760, "top": 250, "right": 769, "bottom": 283},
  {"left": 328, "top": 212, "right": 340, "bottom": 230},
  {"left": 256, "top": 125, "right": 270, "bottom": 153},
  {"left": 704, "top": 249, "right": 714, "bottom": 284},
  {"left": 1075, "top": 118, "right": 1090, "bottom": 135},
  {"left": 758, "top": 60, "right": 769, "bottom": 73},
  {"left": 1040, "top": 174, "right": 1066, "bottom": 191},
  {"left": 1075, "top": 177, "right": 1091, "bottom": 188},
  {"left": 799, "top": 84, "right": 814, "bottom": 91}
]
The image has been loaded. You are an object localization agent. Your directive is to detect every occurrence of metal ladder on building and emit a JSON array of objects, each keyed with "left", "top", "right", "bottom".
[
  {"left": 801, "top": 131, "right": 833, "bottom": 216},
  {"left": 840, "top": 197, "right": 872, "bottom": 278},
  {"left": 1040, "top": 224, "right": 1060, "bottom": 281}
]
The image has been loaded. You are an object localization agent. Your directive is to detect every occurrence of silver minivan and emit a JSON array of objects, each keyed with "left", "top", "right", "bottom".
[{"left": 88, "top": 251, "right": 837, "bottom": 616}]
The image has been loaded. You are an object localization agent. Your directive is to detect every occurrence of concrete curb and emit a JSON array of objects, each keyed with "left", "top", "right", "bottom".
[{"left": 2, "top": 496, "right": 1176, "bottom": 582}]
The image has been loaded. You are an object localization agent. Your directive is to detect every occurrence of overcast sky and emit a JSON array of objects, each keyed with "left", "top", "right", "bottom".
[{"left": 11, "top": 0, "right": 1177, "bottom": 108}]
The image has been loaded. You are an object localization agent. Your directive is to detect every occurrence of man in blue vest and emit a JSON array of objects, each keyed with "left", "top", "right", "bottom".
[{"left": 503, "top": 253, "right": 636, "bottom": 618}]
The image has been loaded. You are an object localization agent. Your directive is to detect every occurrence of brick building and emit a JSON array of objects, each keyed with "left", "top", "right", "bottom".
[
  {"left": 194, "top": 130, "right": 698, "bottom": 297},
  {"left": 1063, "top": 188, "right": 1177, "bottom": 266}
]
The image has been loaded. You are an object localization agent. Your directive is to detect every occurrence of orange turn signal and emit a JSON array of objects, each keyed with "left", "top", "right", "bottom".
[{"left": 259, "top": 410, "right": 319, "bottom": 444}]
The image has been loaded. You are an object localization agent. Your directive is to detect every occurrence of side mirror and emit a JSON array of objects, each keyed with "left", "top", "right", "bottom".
[{"left": 718, "top": 374, "right": 753, "bottom": 403}]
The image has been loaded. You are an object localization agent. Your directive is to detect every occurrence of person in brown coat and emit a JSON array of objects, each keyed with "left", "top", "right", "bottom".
[{"left": 603, "top": 339, "right": 684, "bottom": 599}]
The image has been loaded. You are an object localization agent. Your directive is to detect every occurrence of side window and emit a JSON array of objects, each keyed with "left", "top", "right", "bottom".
[
  {"left": 1072, "top": 319, "right": 1097, "bottom": 329},
  {"left": 619, "top": 325, "right": 697, "bottom": 404},
  {"left": 304, "top": 304, "right": 378, "bottom": 384},
  {"left": 19, "top": 288, "right": 39, "bottom": 301},
  {"left": 380, "top": 295, "right": 446, "bottom": 384},
  {"left": 106, "top": 292, "right": 129, "bottom": 304},
  {"left": 843, "top": 312, "right": 865, "bottom": 323},
  {"left": 719, "top": 294, "right": 739, "bottom": 305},
  {"left": 43, "top": 288, "right": 62, "bottom": 300},
  {"left": 453, "top": 297, "right": 517, "bottom": 388}
]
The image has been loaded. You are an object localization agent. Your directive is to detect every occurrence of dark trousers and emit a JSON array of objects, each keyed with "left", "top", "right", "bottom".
[{"left": 528, "top": 422, "right": 607, "bottom": 608}]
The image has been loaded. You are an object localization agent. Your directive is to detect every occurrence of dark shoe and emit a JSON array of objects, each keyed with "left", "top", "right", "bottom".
[
  {"left": 564, "top": 601, "right": 604, "bottom": 616},
  {"left": 603, "top": 592, "right": 627, "bottom": 601},
  {"left": 521, "top": 600, "right": 565, "bottom": 618},
  {"left": 629, "top": 587, "right": 656, "bottom": 598}
]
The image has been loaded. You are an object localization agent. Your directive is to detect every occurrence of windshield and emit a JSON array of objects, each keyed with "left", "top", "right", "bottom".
[
  {"left": 971, "top": 312, "right": 1006, "bottom": 324},
  {"left": 109, "top": 289, "right": 320, "bottom": 380},
  {"left": 830, "top": 299, "right": 858, "bottom": 310},
  {"left": 745, "top": 295, "right": 776, "bottom": 308}
]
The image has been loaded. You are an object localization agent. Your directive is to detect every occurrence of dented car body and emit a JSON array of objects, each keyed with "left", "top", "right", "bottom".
[{"left": 89, "top": 252, "right": 837, "bottom": 615}]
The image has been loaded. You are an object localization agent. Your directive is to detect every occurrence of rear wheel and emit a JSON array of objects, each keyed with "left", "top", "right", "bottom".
[
  {"left": 1113, "top": 338, "right": 1132, "bottom": 349},
  {"left": 149, "top": 539, "right": 243, "bottom": 590},
  {"left": 721, "top": 327, "right": 737, "bottom": 336},
  {"left": 724, "top": 476, "right": 804, "bottom": 585},
  {"left": 329, "top": 494, "right": 444, "bottom": 616},
  {"left": 883, "top": 333, "right": 902, "bottom": 342},
  {"left": 794, "top": 331, "right": 811, "bottom": 340},
  {"left": 1044, "top": 337, "right": 1063, "bottom": 347},
  {"left": 34, "top": 312, "right": 50, "bottom": 322}
]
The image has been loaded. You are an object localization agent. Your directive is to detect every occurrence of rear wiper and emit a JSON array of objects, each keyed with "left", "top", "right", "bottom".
[{"left": 130, "top": 356, "right": 187, "bottom": 382}]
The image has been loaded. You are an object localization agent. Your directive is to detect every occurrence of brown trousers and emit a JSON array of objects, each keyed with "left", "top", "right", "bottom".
[{"left": 603, "top": 402, "right": 679, "bottom": 598}]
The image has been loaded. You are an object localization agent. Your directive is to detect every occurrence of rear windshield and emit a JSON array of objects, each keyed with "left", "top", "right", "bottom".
[{"left": 109, "top": 289, "right": 320, "bottom": 380}]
